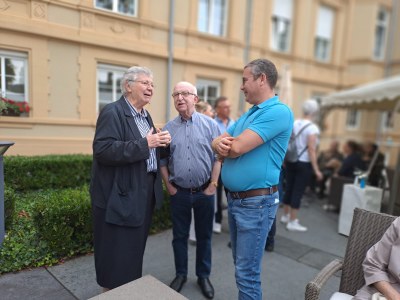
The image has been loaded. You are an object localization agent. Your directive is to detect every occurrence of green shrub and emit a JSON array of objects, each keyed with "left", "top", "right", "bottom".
[
  {"left": 0, "top": 192, "right": 59, "bottom": 274},
  {"left": 4, "top": 186, "right": 17, "bottom": 229},
  {"left": 150, "top": 188, "right": 172, "bottom": 234},
  {"left": 4, "top": 155, "right": 92, "bottom": 191},
  {"left": 0, "top": 154, "right": 173, "bottom": 275},
  {"left": 31, "top": 186, "right": 93, "bottom": 257}
]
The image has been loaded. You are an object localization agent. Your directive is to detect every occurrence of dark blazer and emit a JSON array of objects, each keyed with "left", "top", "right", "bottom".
[{"left": 90, "top": 97, "right": 164, "bottom": 227}]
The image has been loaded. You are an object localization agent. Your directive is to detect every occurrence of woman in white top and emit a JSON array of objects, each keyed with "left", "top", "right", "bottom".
[{"left": 281, "top": 99, "right": 322, "bottom": 232}]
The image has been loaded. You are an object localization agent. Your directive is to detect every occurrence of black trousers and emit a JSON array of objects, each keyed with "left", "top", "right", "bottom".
[
  {"left": 282, "top": 161, "right": 312, "bottom": 209},
  {"left": 93, "top": 173, "right": 156, "bottom": 289}
]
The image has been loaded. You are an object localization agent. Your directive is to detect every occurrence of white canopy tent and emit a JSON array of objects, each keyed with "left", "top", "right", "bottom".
[
  {"left": 320, "top": 75, "right": 400, "bottom": 111},
  {"left": 320, "top": 75, "right": 400, "bottom": 215}
]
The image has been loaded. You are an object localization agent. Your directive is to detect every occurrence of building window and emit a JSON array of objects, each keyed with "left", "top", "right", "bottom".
[
  {"left": 346, "top": 109, "right": 361, "bottom": 129},
  {"left": 97, "top": 64, "right": 125, "bottom": 112},
  {"left": 95, "top": 0, "right": 137, "bottom": 16},
  {"left": 196, "top": 79, "right": 221, "bottom": 108},
  {"left": 381, "top": 111, "right": 394, "bottom": 131},
  {"left": 271, "top": 0, "right": 293, "bottom": 53},
  {"left": 315, "top": 5, "right": 335, "bottom": 62},
  {"left": 198, "top": 0, "right": 227, "bottom": 36},
  {"left": 373, "top": 7, "right": 389, "bottom": 60},
  {"left": 0, "top": 50, "right": 28, "bottom": 103}
]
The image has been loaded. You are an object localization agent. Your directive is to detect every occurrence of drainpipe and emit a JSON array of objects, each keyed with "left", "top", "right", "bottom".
[
  {"left": 239, "top": 0, "right": 253, "bottom": 115},
  {"left": 386, "top": 0, "right": 399, "bottom": 215},
  {"left": 166, "top": 0, "right": 175, "bottom": 122},
  {"left": 384, "top": 0, "right": 398, "bottom": 77}
]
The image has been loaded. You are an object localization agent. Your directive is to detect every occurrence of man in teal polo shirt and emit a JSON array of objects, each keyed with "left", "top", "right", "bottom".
[{"left": 212, "top": 58, "right": 293, "bottom": 300}]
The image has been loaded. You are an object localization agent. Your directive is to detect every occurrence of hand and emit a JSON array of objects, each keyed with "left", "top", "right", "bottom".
[
  {"left": 146, "top": 129, "right": 171, "bottom": 148},
  {"left": 315, "top": 170, "right": 323, "bottom": 181},
  {"left": 215, "top": 137, "right": 234, "bottom": 157},
  {"left": 166, "top": 183, "right": 178, "bottom": 196},
  {"left": 203, "top": 184, "right": 216, "bottom": 196}
]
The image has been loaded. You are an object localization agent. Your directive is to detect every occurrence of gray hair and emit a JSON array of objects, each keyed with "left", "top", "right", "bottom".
[
  {"left": 302, "top": 99, "right": 319, "bottom": 116},
  {"left": 245, "top": 58, "right": 278, "bottom": 89},
  {"left": 120, "top": 66, "right": 153, "bottom": 95}
]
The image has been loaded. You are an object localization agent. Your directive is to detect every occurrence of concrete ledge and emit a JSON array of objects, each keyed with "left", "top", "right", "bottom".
[{"left": 88, "top": 275, "right": 188, "bottom": 300}]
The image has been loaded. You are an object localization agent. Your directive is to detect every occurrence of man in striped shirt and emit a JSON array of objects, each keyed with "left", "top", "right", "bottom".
[{"left": 160, "top": 81, "right": 221, "bottom": 299}]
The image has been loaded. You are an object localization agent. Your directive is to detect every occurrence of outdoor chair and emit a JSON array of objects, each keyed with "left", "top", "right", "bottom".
[{"left": 305, "top": 208, "right": 396, "bottom": 300}]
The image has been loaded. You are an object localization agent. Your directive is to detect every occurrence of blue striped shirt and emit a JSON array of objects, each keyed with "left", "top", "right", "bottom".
[
  {"left": 124, "top": 98, "right": 157, "bottom": 172},
  {"left": 160, "top": 112, "right": 221, "bottom": 188}
]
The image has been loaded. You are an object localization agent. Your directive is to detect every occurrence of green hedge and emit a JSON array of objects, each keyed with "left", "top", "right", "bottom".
[
  {"left": 31, "top": 186, "right": 93, "bottom": 257},
  {"left": 4, "top": 155, "right": 92, "bottom": 191},
  {"left": 0, "top": 155, "right": 172, "bottom": 274},
  {"left": 4, "top": 186, "right": 16, "bottom": 229}
]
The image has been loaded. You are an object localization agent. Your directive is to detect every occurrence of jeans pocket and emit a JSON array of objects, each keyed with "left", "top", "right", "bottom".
[{"left": 239, "top": 196, "right": 267, "bottom": 208}]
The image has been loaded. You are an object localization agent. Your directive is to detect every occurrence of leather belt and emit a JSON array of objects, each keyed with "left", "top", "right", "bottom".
[
  {"left": 230, "top": 186, "right": 279, "bottom": 199},
  {"left": 172, "top": 180, "right": 210, "bottom": 194}
]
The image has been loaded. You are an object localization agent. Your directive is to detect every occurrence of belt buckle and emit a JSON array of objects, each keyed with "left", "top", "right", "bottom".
[
  {"left": 268, "top": 187, "right": 273, "bottom": 194},
  {"left": 232, "top": 192, "right": 240, "bottom": 199}
]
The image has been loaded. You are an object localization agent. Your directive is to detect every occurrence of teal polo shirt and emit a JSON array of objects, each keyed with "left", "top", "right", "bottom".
[{"left": 221, "top": 96, "right": 293, "bottom": 192}]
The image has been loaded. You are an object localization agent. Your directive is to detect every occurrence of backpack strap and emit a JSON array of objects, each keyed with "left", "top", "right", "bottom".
[
  {"left": 294, "top": 122, "right": 313, "bottom": 158},
  {"left": 293, "top": 122, "right": 312, "bottom": 139}
]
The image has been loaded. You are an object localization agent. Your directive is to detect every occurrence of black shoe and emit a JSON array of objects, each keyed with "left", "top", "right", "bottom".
[
  {"left": 197, "top": 277, "right": 214, "bottom": 299},
  {"left": 227, "top": 241, "right": 231, "bottom": 248},
  {"left": 265, "top": 243, "right": 274, "bottom": 252},
  {"left": 169, "top": 275, "right": 187, "bottom": 292}
]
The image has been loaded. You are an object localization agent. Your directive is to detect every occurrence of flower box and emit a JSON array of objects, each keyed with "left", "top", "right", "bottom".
[{"left": 0, "top": 97, "right": 30, "bottom": 117}]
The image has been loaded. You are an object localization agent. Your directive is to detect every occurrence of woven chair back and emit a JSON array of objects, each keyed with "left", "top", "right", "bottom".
[{"left": 339, "top": 208, "right": 396, "bottom": 295}]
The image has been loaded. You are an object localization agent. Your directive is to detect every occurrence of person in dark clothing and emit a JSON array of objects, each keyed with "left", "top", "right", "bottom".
[
  {"left": 337, "top": 140, "right": 366, "bottom": 179},
  {"left": 362, "top": 142, "right": 385, "bottom": 187}
]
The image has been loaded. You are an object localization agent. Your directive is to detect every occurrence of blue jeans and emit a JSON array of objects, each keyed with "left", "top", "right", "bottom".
[
  {"left": 170, "top": 189, "right": 215, "bottom": 278},
  {"left": 228, "top": 192, "right": 279, "bottom": 300}
]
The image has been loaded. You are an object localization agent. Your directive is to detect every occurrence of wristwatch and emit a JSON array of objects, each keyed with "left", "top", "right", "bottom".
[{"left": 211, "top": 181, "right": 218, "bottom": 187}]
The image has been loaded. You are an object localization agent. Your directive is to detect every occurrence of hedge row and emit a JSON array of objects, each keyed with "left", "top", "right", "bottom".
[
  {"left": 4, "top": 154, "right": 92, "bottom": 191},
  {"left": 0, "top": 155, "right": 172, "bottom": 274}
]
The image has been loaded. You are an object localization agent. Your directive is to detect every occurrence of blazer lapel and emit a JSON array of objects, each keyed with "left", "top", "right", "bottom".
[{"left": 118, "top": 97, "right": 143, "bottom": 140}]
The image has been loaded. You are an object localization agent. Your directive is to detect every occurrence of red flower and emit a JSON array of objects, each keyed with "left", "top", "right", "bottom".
[{"left": 1, "top": 97, "right": 30, "bottom": 113}]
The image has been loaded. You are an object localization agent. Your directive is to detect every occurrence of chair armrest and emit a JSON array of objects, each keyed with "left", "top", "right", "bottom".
[{"left": 305, "top": 259, "right": 343, "bottom": 300}]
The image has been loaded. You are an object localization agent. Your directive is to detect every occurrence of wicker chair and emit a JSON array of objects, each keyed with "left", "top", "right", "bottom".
[{"left": 305, "top": 208, "right": 396, "bottom": 300}]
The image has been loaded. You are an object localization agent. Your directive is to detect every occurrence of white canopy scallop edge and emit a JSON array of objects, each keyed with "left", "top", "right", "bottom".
[{"left": 321, "top": 75, "right": 400, "bottom": 111}]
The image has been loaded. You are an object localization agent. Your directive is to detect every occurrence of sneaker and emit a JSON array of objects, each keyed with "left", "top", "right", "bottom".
[
  {"left": 280, "top": 213, "right": 290, "bottom": 224},
  {"left": 286, "top": 219, "right": 308, "bottom": 232},
  {"left": 213, "top": 223, "right": 221, "bottom": 234}
]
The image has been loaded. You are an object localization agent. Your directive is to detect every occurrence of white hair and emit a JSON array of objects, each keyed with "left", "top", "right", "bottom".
[{"left": 302, "top": 99, "right": 319, "bottom": 116}]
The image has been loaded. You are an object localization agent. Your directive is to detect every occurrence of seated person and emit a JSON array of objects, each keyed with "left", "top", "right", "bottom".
[
  {"left": 316, "top": 140, "right": 344, "bottom": 198},
  {"left": 362, "top": 142, "right": 385, "bottom": 188},
  {"left": 352, "top": 217, "right": 400, "bottom": 300},
  {"left": 336, "top": 140, "right": 366, "bottom": 180}
]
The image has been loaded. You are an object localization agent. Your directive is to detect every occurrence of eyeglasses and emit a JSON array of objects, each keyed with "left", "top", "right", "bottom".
[
  {"left": 129, "top": 80, "right": 155, "bottom": 88},
  {"left": 172, "top": 91, "right": 196, "bottom": 98}
]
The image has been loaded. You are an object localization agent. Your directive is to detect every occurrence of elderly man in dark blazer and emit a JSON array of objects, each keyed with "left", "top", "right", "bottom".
[{"left": 90, "top": 66, "right": 171, "bottom": 290}]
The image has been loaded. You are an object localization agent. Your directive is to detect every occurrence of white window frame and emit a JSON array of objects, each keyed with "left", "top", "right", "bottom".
[
  {"left": 346, "top": 109, "right": 361, "bottom": 130},
  {"left": 94, "top": 0, "right": 137, "bottom": 17},
  {"left": 314, "top": 5, "right": 335, "bottom": 62},
  {"left": 97, "top": 64, "right": 126, "bottom": 113},
  {"left": 373, "top": 6, "right": 389, "bottom": 60},
  {"left": 197, "top": 0, "right": 228, "bottom": 36},
  {"left": 270, "top": 0, "right": 293, "bottom": 53},
  {"left": 196, "top": 78, "right": 221, "bottom": 108},
  {"left": 0, "top": 50, "right": 29, "bottom": 103},
  {"left": 380, "top": 111, "right": 394, "bottom": 131}
]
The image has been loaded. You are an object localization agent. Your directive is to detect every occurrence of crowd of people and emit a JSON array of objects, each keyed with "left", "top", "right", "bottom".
[{"left": 89, "top": 59, "right": 391, "bottom": 300}]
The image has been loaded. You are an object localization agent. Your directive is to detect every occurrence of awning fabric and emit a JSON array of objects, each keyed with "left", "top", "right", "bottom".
[{"left": 320, "top": 75, "right": 400, "bottom": 111}]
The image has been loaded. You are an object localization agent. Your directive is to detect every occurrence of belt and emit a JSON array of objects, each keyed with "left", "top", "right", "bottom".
[
  {"left": 172, "top": 180, "right": 210, "bottom": 194},
  {"left": 229, "top": 186, "right": 279, "bottom": 199}
]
